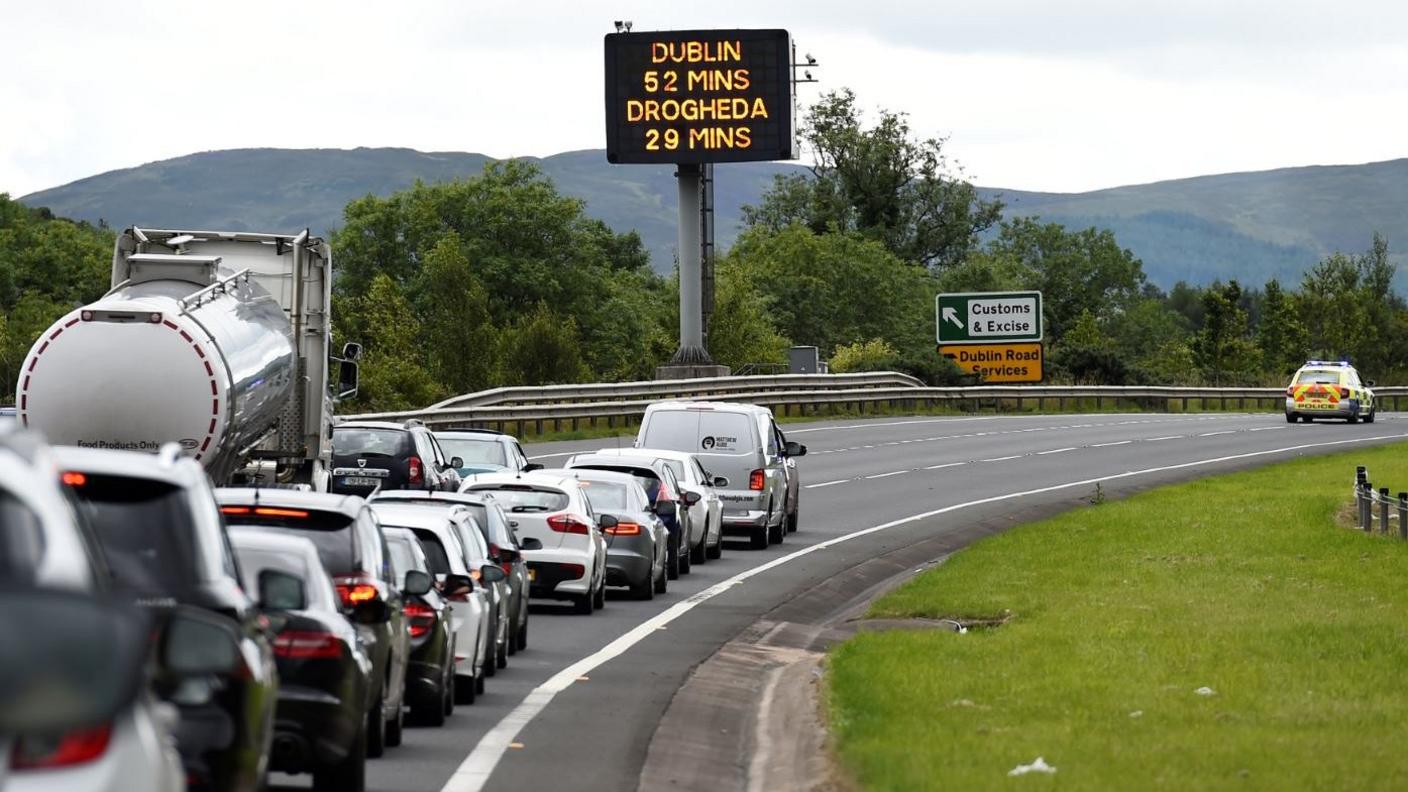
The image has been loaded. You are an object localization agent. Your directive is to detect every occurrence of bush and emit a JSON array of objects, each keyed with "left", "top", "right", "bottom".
[{"left": 830, "top": 339, "right": 899, "bottom": 373}]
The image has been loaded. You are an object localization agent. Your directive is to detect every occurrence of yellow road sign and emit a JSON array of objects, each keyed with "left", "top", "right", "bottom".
[{"left": 940, "top": 343, "right": 1043, "bottom": 384}]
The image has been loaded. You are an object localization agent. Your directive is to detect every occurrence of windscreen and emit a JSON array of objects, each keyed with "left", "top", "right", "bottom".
[
  {"left": 334, "top": 428, "right": 412, "bottom": 458},
  {"left": 221, "top": 510, "right": 358, "bottom": 576},
  {"left": 578, "top": 479, "right": 631, "bottom": 512},
  {"left": 0, "top": 490, "right": 45, "bottom": 585},
  {"left": 69, "top": 474, "right": 198, "bottom": 598},
  {"left": 468, "top": 485, "right": 569, "bottom": 513},
  {"left": 643, "top": 410, "right": 754, "bottom": 454},
  {"left": 438, "top": 438, "right": 507, "bottom": 468}
]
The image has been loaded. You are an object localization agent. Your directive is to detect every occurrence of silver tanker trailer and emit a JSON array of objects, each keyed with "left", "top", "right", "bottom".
[{"left": 16, "top": 227, "right": 360, "bottom": 490}]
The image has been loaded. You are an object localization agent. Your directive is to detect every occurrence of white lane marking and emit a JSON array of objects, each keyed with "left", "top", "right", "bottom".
[
  {"left": 1037, "top": 447, "right": 1076, "bottom": 455},
  {"left": 865, "top": 470, "right": 908, "bottom": 480},
  {"left": 440, "top": 431, "right": 1408, "bottom": 792},
  {"left": 1147, "top": 435, "right": 1183, "bottom": 442},
  {"left": 1249, "top": 427, "right": 1285, "bottom": 432},
  {"left": 527, "top": 451, "right": 579, "bottom": 461},
  {"left": 1199, "top": 431, "right": 1235, "bottom": 437},
  {"left": 787, "top": 416, "right": 1004, "bottom": 434},
  {"left": 925, "top": 462, "right": 966, "bottom": 470},
  {"left": 805, "top": 479, "right": 849, "bottom": 490},
  {"left": 981, "top": 455, "right": 1023, "bottom": 462},
  {"left": 1092, "top": 441, "right": 1132, "bottom": 448}
]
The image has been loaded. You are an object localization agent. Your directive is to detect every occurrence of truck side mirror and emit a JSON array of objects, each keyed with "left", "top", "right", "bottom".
[{"left": 336, "top": 359, "right": 359, "bottom": 402}]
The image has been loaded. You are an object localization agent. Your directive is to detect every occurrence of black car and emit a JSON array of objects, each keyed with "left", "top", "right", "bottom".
[
  {"left": 229, "top": 528, "right": 374, "bottom": 791},
  {"left": 216, "top": 489, "right": 410, "bottom": 758},
  {"left": 384, "top": 526, "right": 456, "bottom": 726},
  {"left": 331, "top": 420, "right": 463, "bottom": 497},
  {"left": 55, "top": 446, "right": 279, "bottom": 792}
]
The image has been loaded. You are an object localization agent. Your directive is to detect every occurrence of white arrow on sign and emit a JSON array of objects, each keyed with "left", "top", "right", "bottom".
[{"left": 942, "top": 306, "right": 964, "bottom": 328}]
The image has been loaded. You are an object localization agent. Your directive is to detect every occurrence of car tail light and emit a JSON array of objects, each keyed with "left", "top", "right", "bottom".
[
  {"left": 1341, "top": 387, "right": 1351, "bottom": 398},
  {"left": 749, "top": 469, "right": 766, "bottom": 491},
  {"left": 547, "top": 514, "right": 592, "bottom": 535},
  {"left": 408, "top": 456, "right": 424, "bottom": 487},
  {"left": 404, "top": 601, "right": 435, "bottom": 639},
  {"left": 273, "top": 631, "right": 342, "bottom": 659},
  {"left": 1285, "top": 387, "right": 1294, "bottom": 397},
  {"left": 60, "top": 471, "right": 87, "bottom": 487},
  {"left": 606, "top": 521, "right": 642, "bottom": 536},
  {"left": 10, "top": 724, "right": 112, "bottom": 770},
  {"left": 334, "top": 574, "right": 381, "bottom": 608}
]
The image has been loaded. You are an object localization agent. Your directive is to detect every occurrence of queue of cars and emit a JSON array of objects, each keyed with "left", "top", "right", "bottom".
[{"left": 1, "top": 402, "right": 803, "bottom": 792}]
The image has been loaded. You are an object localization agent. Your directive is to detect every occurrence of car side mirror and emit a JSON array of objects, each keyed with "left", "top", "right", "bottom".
[
  {"left": 785, "top": 441, "right": 807, "bottom": 457},
  {"left": 1368, "top": 380, "right": 1377, "bottom": 387},
  {"left": 598, "top": 514, "right": 619, "bottom": 530},
  {"left": 441, "top": 573, "right": 474, "bottom": 597},
  {"left": 682, "top": 490, "right": 701, "bottom": 506},
  {"left": 162, "top": 607, "right": 242, "bottom": 676},
  {"left": 712, "top": 476, "right": 729, "bottom": 488},
  {"left": 258, "top": 569, "right": 306, "bottom": 611},
  {"left": 449, "top": 456, "right": 464, "bottom": 470},
  {"left": 523, "top": 463, "right": 544, "bottom": 472},
  {"left": 520, "top": 537, "right": 543, "bottom": 551},
  {"left": 654, "top": 500, "right": 675, "bottom": 518},
  {"left": 0, "top": 589, "right": 150, "bottom": 734},
  {"left": 403, "top": 569, "right": 433, "bottom": 596},
  {"left": 350, "top": 598, "right": 390, "bottom": 625},
  {"left": 480, "top": 564, "right": 508, "bottom": 584}
]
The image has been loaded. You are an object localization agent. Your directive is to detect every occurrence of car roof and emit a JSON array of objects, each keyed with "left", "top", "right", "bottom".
[
  {"left": 336, "top": 421, "right": 410, "bottom": 432},
  {"left": 227, "top": 526, "right": 321, "bottom": 559},
  {"left": 216, "top": 487, "right": 367, "bottom": 519},
  {"left": 434, "top": 429, "right": 511, "bottom": 439},
  {"left": 568, "top": 453, "right": 667, "bottom": 472},
  {"left": 370, "top": 501, "right": 471, "bottom": 532},
  {"left": 563, "top": 468, "right": 644, "bottom": 487},
  {"left": 461, "top": 470, "right": 581, "bottom": 490},
  {"left": 52, "top": 445, "right": 207, "bottom": 487},
  {"left": 371, "top": 490, "right": 489, "bottom": 508},
  {"left": 596, "top": 447, "right": 694, "bottom": 463}
]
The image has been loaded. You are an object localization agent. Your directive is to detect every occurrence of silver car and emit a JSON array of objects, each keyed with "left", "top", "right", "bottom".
[{"left": 635, "top": 401, "right": 805, "bottom": 549}]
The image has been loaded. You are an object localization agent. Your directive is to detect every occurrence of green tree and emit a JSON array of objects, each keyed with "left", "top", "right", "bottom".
[
  {"left": 497, "top": 303, "right": 589, "bottom": 386},
  {"left": 351, "top": 274, "right": 444, "bottom": 411},
  {"left": 411, "top": 234, "right": 499, "bottom": 395},
  {"left": 1256, "top": 279, "right": 1308, "bottom": 377},
  {"left": 742, "top": 89, "right": 1002, "bottom": 270},
  {"left": 829, "top": 339, "right": 899, "bottom": 373},
  {"left": 1194, "top": 281, "right": 1261, "bottom": 384},
  {"left": 705, "top": 262, "right": 790, "bottom": 369}
]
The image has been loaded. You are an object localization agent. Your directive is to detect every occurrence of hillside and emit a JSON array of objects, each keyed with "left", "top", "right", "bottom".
[{"left": 18, "top": 148, "right": 1408, "bottom": 289}]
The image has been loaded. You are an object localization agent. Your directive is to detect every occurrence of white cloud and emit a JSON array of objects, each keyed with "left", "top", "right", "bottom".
[{"left": 2, "top": 0, "right": 1405, "bottom": 196}]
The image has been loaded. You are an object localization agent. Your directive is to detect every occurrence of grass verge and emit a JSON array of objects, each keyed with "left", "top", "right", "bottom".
[{"left": 827, "top": 441, "right": 1408, "bottom": 791}]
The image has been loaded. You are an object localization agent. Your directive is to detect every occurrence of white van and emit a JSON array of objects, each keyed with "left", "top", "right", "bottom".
[{"left": 634, "top": 401, "right": 804, "bottom": 549}]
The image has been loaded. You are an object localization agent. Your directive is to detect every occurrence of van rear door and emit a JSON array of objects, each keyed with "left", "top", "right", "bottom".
[{"left": 639, "top": 407, "right": 762, "bottom": 508}]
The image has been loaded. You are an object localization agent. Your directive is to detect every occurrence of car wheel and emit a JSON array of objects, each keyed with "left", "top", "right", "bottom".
[
  {"left": 678, "top": 534, "right": 692, "bottom": 574},
  {"left": 506, "top": 614, "right": 518, "bottom": 656},
  {"left": 631, "top": 567, "right": 655, "bottom": 600},
  {"left": 751, "top": 523, "right": 769, "bottom": 549},
  {"left": 573, "top": 592, "right": 594, "bottom": 614},
  {"left": 593, "top": 576, "right": 606, "bottom": 610},
  {"left": 312, "top": 715, "right": 366, "bottom": 792},
  {"left": 666, "top": 536, "right": 681, "bottom": 580},
  {"left": 516, "top": 614, "right": 529, "bottom": 652},
  {"left": 413, "top": 680, "right": 447, "bottom": 727},
  {"left": 654, "top": 561, "right": 668, "bottom": 594},
  {"left": 1348, "top": 414, "right": 1359, "bottom": 424},
  {"left": 454, "top": 674, "right": 476, "bottom": 706},
  {"left": 689, "top": 534, "right": 706, "bottom": 565},
  {"left": 444, "top": 672, "right": 455, "bottom": 717},
  {"left": 497, "top": 635, "right": 508, "bottom": 669},
  {"left": 365, "top": 699, "right": 386, "bottom": 758},
  {"left": 475, "top": 673, "right": 486, "bottom": 695},
  {"left": 706, "top": 528, "right": 723, "bottom": 560},
  {"left": 385, "top": 702, "right": 403, "bottom": 748},
  {"left": 1285, "top": 411, "right": 1297, "bottom": 423},
  {"left": 1366, "top": 408, "right": 1376, "bottom": 424},
  {"left": 1301, "top": 415, "right": 1313, "bottom": 423},
  {"left": 787, "top": 509, "right": 799, "bottom": 533}
]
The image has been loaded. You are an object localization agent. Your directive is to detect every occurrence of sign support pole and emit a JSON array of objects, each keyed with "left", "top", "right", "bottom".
[{"left": 659, "top": 163, "right": 727, "bottom": 377}]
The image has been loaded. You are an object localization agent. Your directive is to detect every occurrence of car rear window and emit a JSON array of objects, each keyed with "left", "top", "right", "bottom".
[
  {"left": 468, "top": 485, "right": 569, "bottom": 513},
  {"left": 69, "top": 474, "right": 198, "bottom": 598},
  {"left": 229, "top": 542, "right": 333, "bottom": 611},
  {"left": 642, "top": 410, "right": 754, "bottom": 453},
  {"left": 385, "top": 534, "right": 416, "bottom": 580},
  {"left": 220, "top": 509, "right": 357, "bottom": 576},
  {"left": 578, "top": 479, "right": 630, "bottom": 512},
  {"left": 1295, "top": 369, "right": 1342, "bottom": 385},
  {"left": 575, "top": 465, "right": 661, "bottom": 501},
  {"left": 404, "top": 528, "right": 453, "bottom": 576},
  {"left": 437, "top": 437, "right": 507, "bottom": 468},
  {"left": 334, "top": 428, "right": 411, "bottom": 458}
]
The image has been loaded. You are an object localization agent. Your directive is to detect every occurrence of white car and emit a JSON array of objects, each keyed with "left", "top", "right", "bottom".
[
  {"left": 368, "top": 502, "right": 495, "bottom": 702},
  {"left": 460, "top": 471, "right": 611, "bottom": 615},
  {"left": 589, "top": 447, "right": 724, "bottom": 562},
  {"left": 0, "top": 427, "right": 184, "bottom": 792}
]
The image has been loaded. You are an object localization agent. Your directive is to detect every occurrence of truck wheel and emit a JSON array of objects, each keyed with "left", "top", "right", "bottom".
[{"left": 768, "top": 518, "right": 785, "bottom": 545}]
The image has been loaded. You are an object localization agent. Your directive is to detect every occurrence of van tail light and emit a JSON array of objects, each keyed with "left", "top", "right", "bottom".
[
  {"left": 404, "top": 601, "right": 435, "bottom": 639},
  {"left": 334, "top": 574, "right": 381, "bottom": 608},
  {"left": 749, "top": 469, "right": 766, "bottom": 491},
  {"left": 547, "top": 514, "right": 592, "bottom": 535},
  {"left": 606, "top": 521, "right": 642, "bottom": 536},
  {"left": 407, "top": 456, "right": 424, "bottom": 487},
  {"left": 10, "top": 724, "right": 112, "bottom": 770},
  {"left": 273, "top": 631, "right": 342, "bottom": 659}
]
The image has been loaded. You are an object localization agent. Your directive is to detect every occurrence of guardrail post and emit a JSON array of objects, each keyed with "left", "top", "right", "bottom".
[
  {"left": 1398, "top": 492, "right": 1407, "bottom": 540},
  {"left": 1357, "top": 466, "right": 1367, "bottom": 487},
  {"left": 1360, "top": 481, "right": 1373, "bottom": 531},
  {"left": 1381, "top": 488, "right": 1391, "bottom": 535}
]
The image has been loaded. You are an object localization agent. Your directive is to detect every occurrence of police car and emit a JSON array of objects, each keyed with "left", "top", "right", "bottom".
[{"left": 1285, "top": 360, "right": 1376, "bottom": 424}]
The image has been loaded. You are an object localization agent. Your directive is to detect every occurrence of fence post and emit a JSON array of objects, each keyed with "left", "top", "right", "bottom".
[
  {"left": 1398, "top": 493, "right": 1407, "bottom": 540},
  {"left": 1381, "top": 488, "right": 1391, "bottom": 535},
  {"left": 1360, "top": 481, "right": 1372, "bottom": 531}
]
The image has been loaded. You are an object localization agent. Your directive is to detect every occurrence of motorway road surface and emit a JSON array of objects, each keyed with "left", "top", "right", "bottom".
[{"left": 268, "top": 410, "right": 1408, "bottom": 792}]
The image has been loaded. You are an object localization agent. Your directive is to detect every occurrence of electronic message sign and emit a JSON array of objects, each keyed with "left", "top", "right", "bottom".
[{"left": 604, "top": 29, "right": 796, "bottom": 164}]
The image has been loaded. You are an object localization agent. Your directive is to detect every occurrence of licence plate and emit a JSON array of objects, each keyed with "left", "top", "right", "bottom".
[{"left": 340, "top": 476, "right": 381, "bottom": 487}]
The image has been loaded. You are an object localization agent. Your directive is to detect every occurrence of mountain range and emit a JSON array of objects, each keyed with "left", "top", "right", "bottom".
[{"left": 18, "top": 147, "right": 1408, "bottom": 290}]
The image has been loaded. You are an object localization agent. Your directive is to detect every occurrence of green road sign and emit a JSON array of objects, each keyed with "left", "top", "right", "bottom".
[{"left": 936, "top": 291, "right": 1043, "bottom": 344}]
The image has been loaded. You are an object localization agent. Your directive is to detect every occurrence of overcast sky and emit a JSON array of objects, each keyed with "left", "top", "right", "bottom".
[{"left": 4, "top": 0, "right": 1406, "bottom": 197}]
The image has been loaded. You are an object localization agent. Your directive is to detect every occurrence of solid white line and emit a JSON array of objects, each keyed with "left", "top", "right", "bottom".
[
  {"left": 1199, "top": 431, "right": 1235, "bottom": 437},
  {"left": 1092, "top": 441, "right": 1132, "bottom": 448},
  {"left": 925, "top": 462, "right": 966, "bottom": 470},
  {"left": 981, "top": 455, "right": 1023, "bottom": 462},
  {"left": 804, "top": 479, "right": 849, "bottom": 489},
  {"left": 1249, "top": 427, "right": 1284, "bottom": 432},
  {"left": 1147, "top": 435, "right": 1183, "bottom": 442},
  {"left": 437, "top": 431, "right": 1408, "bottom": 792},
  {"left": 1037, "top": 447, "right": 1076, "bottom": 455},
  {"left": 865, "top": 470, "right": 908, "bottom": 480}
]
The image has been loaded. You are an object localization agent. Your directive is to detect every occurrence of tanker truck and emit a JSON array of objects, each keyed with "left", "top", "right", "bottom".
[{"left": 16, "top": 227, "right": 360, "bottom": 490}]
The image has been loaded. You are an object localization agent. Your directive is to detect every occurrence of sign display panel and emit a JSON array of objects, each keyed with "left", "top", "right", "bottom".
[
  {"left": 936, "top": 291, "right": 1043, "bottom": 344},
  {"left": 939, "top": 343, "right": 1044, "bottom": 383},
  {"left": 604, "top": 29, "right": 796, "bottom": 164}
]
